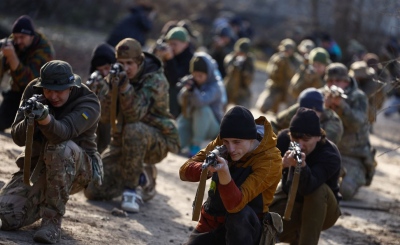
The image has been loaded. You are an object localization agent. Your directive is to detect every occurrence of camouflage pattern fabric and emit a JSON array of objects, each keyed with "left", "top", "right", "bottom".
[
  {"left": 271, "top": 103, "right": 343, "bottom": 145},
  {"left": 256, "top": 52, "right": 302, "bottom": 113},
  {"left": 2, "top": 32, "right": 55, "bottom": 93},
  {"left": 84, "top": 122, "right": 169, "bottom": 200},
  {"left": 85, "top": 53, "right": 180, "bottom": 200},
  {"left": 0, "top": 140, "right": 92, "bottom": 230},
  {"left": 289, "top": 64, "right": 324, "bottom": 100},
  {"left": 329, "top": 77, "right": 374, "bottom": 200},
  {"left": 223, "top": 53, "right": 255, "bottom": 108}
]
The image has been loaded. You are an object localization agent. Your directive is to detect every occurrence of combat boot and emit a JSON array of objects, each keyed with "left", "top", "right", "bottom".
[
  {"left": 33, "top": 208, "right": 62, "bottom": 244},
  {"left": 140, "top": 164, "right": 157, "bottom": 201}
]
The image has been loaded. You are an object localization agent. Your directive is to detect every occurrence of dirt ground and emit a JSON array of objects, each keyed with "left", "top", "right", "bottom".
[{"left": 0, "top": 18, "right": 400, "bottom": 245}]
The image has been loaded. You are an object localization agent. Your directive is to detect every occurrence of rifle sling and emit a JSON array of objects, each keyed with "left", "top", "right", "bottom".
[
  {"left": 283, "top": 169, "right": 300, "bottom": 221},
  {"left": 192, "top": 168, "right": 208, "bottom": 221},
  {"left": 110, "top": 79, "right": 119, "bottom": 133},
  {"left": 23, "top": 115, "right": 35, "bottom": 186}
]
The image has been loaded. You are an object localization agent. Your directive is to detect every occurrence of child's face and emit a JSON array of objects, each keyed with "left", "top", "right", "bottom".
[{"left": 192, "top": 71, "right": 207, "bottom": 85}]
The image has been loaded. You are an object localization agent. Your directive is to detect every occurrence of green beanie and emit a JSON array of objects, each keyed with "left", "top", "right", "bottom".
[
  {"left": 309, "top": 47, "right": 331, "bottom": 65},
  {"left": 190, "top": 56, "right": 208, "bottom": 74},
  {"left": 165, "top": 27, "right": 189, "bottom": 42},
  {"left": 234, "top": 38, "right": 251, "bottom": 53}
]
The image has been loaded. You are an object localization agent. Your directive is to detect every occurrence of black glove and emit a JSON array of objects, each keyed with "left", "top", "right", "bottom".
[{"left": 24, "top": 101, "right": 49, "bottom": 121}]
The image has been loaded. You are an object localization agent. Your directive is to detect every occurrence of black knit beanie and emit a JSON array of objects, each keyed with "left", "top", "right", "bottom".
[
  {"left": 12, "top": 15, "right": 35, "bottom": 36},
  {"left": 220, "top": 106, "right": 257, "bottom": 139},
  {"left": 289, "top": 107, "right": 321, "bottom": 136},
  {"left": 90, "top": 43, "right": 116, "bottom": 73},
  {"left": 190, "top": 56, "right": 208, "bottom": 74}
]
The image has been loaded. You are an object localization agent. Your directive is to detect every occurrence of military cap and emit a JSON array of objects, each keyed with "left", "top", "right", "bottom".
[
  {"left": 298, "top": 39, "right": 315, "bottom": 54},
  {"left": 278, "top": 38, "right": 296, "bottom": 51},
  {"left": 234, "top": 38, "right": 251, "bottom": 53},
  {"left": 324, "top": 63, "right": 350, "bottom": 82},
  {"left": 34, "top": 60, "right": 81, "bottom": 91},
  {"left": 348, "top": 61, "right": 375, "bottom": 79},
  {"left": 165, "top": 27, "right": 189, "bottom": 42},
  {"left": 309, "top": 47, "right": 331, "bottom": 65},
  {"left": 115, "top": 38, "right": 142, "bottom": 59}
]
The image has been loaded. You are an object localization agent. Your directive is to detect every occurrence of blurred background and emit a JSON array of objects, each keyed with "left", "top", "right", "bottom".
[{"left": 0, "top": 0, "right": 399, "bottom": 77}]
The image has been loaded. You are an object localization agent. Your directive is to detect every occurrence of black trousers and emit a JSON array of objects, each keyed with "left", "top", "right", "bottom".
[
  {"left": 0, "top": 90, "right": 23, "bottom": 131},
  {"left": 185, "top": 206, "right": 262, "bottom": 245}
]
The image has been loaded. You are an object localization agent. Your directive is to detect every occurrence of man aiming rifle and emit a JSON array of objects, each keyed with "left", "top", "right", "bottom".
[
  {"left": 179, "top": 105, "right": 282, "bottom": 245},
  {"left": 269, "top": 107, "right": 342, "bottom": 245},
  {"left": 0, "top": 60, "right": 102, "bottom": 244}
]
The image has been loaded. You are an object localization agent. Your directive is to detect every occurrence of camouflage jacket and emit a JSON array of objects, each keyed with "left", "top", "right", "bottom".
[
  {"left": 289, "top": 63, "right": 324, "bottom": 99},
  {"left": 11, "top": 80, "right": 101, "bottom": 168},
  {"left": 332, "top": 77, "right": 370, "bottom": 157},
  {"left": 357, "top": 76, "right": 385, "bottom": 123},
  {"left": 270, "top": 103, "right": 343, "bottom": 145},
  {"left": 265, "top": 51, "right": 303, "bottom": 90},
  {"left": 100, "top": 52, "right": 180, "bottom": 154},
  {"left": 223, "top": 52, "right": 255, "bottom": 103},
  {"left": 2, "top": 32, "right": 54, "bottom": 92}
]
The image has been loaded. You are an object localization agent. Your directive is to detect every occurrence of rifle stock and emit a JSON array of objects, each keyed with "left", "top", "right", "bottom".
[
  {"left": 191, "top": 145, "right": 227, "bottom": 221},
  {"left": 283, "top": 141, "right": 302, "bottom": 221}
]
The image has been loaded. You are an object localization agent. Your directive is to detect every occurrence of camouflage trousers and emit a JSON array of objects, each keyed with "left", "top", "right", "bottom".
[
  {"left": 0, "top": 140, "right": 92, "bottom": 230},
  {"left": 339, "top": 155, "right": 367, "bottom": 200},
  {"left": 269, "top": 184, "right": 341, "bottom": 245},
  {"left": 255, "top": 83, "right": 295, "bottom": 114},
  {"left": 84, "top": 122, "right": 169, "bottom": 200}
]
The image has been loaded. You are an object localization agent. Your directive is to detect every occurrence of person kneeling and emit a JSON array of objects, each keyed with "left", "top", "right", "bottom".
[{"left": 270, "top": 107, "right": 342, "bottom": 245}]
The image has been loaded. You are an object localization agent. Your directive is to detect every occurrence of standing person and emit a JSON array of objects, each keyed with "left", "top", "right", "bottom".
[
  {"left": 155, "top": 26, "right": 194, "bottom": 118},
  {"left": 106, "top": 2, "right": 156, "bottom": 47},
  {"left": 84, "top": 38, "right": 180, "bottom": 213},
  {"left": 87, "top": 43, "right": 116, "bottom": 154},
  {"left": 270, "top": 107, "right": 342, "bottom": 245},
  {"left": 323, "top": 63, "right": 375, "bottom": 200},
  {"left": 256, "top": 38, "right": 303, "bottom": 114},
  {"left": 180, "top": 106, "right": 282, "bottom": 245},
  {"left": 223, "top": 37, "right": 255, "bottom": 108},
  {"left": 0, "top": 60, "right": 102, "bottom": 244},
  {"left": 177, "top": 52, "right": 225, "bottom": 157},
  {"left": 0, "top": 15, "right": 54, "bottom": 132}
]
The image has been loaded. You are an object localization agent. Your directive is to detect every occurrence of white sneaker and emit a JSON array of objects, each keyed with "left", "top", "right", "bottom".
[{"left": 121, "top": 189, "right": 143, "bottom": 213}]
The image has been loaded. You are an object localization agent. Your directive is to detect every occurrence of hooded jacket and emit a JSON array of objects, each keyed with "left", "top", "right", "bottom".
[
  {"left": 100, "top": 52, "right": 180, "bottom": 154},
  {"left": 177, "top": 52, "right": 225, "bottom": 123},
  {"left": 179, "top": 116, "right": 282, "bottom": 232}
]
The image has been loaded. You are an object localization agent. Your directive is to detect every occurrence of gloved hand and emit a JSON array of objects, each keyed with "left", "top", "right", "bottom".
[{"left": 24, "top": 101, "right": 49, "bottom": 121}]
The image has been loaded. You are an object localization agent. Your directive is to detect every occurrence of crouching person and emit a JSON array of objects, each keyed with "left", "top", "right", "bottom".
[
  {"left": 0, "top": 60, "right": 102, "bottom": 244},
  {"left": 270, "top": 107, "right": 341, "bottom": 245},
  {"left": 179, "top": 106, "right": 282, "bottom": 245}
]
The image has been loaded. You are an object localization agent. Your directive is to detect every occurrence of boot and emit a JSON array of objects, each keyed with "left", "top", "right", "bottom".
[{"left": 33, "top": 208, "right": 62, "bottom": 244}]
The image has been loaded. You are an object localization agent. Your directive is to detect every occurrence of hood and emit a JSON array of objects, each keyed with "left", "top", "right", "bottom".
[{"left": 192, "top": 51, "right": 219, "bottom": 85}]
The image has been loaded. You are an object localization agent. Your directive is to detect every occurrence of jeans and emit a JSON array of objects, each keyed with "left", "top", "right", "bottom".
[{"left": 177, "top": 106, "right": 219, "bottom": 148}]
